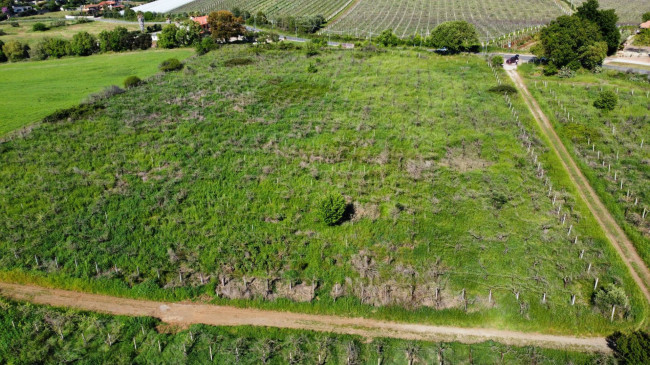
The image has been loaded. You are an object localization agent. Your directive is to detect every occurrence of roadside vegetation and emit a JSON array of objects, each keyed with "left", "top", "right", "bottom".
[
  {"left": 0, "top": 44, "right": 645, "bottom": 335},
  {"left": 0, "top": 297, "right": 615, "bottom": 364}
]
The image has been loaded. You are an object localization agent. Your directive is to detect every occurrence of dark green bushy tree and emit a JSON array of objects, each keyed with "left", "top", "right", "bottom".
[
  {"left": 318, "top": 193, "right": 346, "bottom": 226},
  {"left": 575, "top": 0, "right": 620, "bottom": 55},
  {"left": 593, "top": 90, "right": 618, "bottom": 111},
  {"left": 607, "top": 331, "right": 650, "bottom": 364},
  {"left": 2, "top": 41, "right": 30, "bottom": 62},
  {"left": 539, "top": 15, "right": 602, "bottom": 69},
  {"left": 426, "top": 21, "right": 479, "bottom": 53},
  {"left": 158, "top": 24, "right": 179, "bottom": 49},
  {"left": 376, "top": 29, "right": 400, "bottom": 47},
  {"left": 70, "top": 31, "right": 98, "bottom": 56}
]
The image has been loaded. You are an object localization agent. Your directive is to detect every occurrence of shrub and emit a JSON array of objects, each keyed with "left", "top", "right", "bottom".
[
  {"left": 488, "top": 85, "right": 517, "bottom": 94},
  {"left": 10, "top": 22, "right": 19, "bottom": 28},
  {"left": 43, "top": 103, "right": 104, "bottom": 123},
  {"left": 159, "top": 58, "right": 183, "bottom": 72},
  {"left": 490, "top": 55, "right": 503, "bottom": 68},
  {"left": 32, "top": 22, "right": 48, "bottom": 32},
  {"left": 50, "top": 20, "right": 66, "bottom": 28},
  {"left": 376, "top": 29, "right": 400, "bottom": 47},
  {"left": 36, "top": 38, "right": 70, "bottom": 59},
  {"left": 224, "top": 57, "right": 253, "bottom": 67},
  {"left": 318, "top": 193, "right": 346, "bottom": 226},
  {"left": 195, "top": 37, "right": 218, "bottom": 55},
  {"left": 593, "top": 90, "right": 617, "bottom": 111},
  {"left": 607, "top": 331, "right": 650, "bottom": 364},
  {"left": 594, "top": 284, "right": 628, "bottom": 312},
  {"left": 0, "top": 29, "right": 6, "bottom": 36},
  {"left": 543, "top": 64, "right": 558, "bottom": 76},
  {"left": 124, "top": 76, "right": 142, "bottom": 89},
  {"left": 557, "top": 66, "right": 576, "bottom": 78},
  {"left": 2, "top": 41, "right": 30, "bottom": 62},
  {"left": 307, "top": 63, "right": 317, "bottom": 73},
  {"left": 70, "top": 32, "right": 98, "bottom": 56},
  {"left": 83, "top": 85, "right": 125, "bottom": 104}
]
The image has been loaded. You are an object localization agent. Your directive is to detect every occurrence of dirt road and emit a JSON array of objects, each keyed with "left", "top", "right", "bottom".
[
  {"left": 0, "top": 282, "right": 609, "bottom": 353},
  {"left": 507, "top": 69, "right": 650, "bottom": 304}
]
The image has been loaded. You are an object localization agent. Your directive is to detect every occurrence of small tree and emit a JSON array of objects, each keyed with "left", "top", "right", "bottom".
[
  {"left": 427, "top": 21, "right": 480, "bottom": 53},
  {"left": 157, "top": 24, "right": 179, "bottom": 49},
  {"left": 594, "top": 284, "right": 628, "bottom": 312},
  {"left": 2, "top": 41, "right": 29, "bottom": 62},
  {"left": 318, "top": 193, "right": 346, "bottom": 226},
  {"left": 32, "top": 22, "right": 48, "bottom": 31},
  {"left": 376, "top": 29, "right": 400, "bottom": 47},
  {"left": 593, "top": 90, "right": 617, "bottom": 111},
  {"left": 490, "top": 55, "right": 504, "bottom": 68},
  {"left": 70, "top": 31, "right": 98, "bottom": 56},
  {"left": 159, "top": 58, "right": 183, "bottom": 72},
  {"left": 208, "top": 10, "right": 245, "bottom": 43}
]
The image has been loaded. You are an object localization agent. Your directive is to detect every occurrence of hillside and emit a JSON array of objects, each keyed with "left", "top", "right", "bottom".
[{"left": 0, "top": 45, "right": 645, "bottom": 335}]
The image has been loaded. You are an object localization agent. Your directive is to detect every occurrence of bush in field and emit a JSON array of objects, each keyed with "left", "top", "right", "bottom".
[
  {"left": 195, "top": 37, "right": 218, "bottom": 55},
  {"left": 489, "top": 85, "right": 517, "bottom": 94},
  {"left": 376, "top": 29, "right": 400, "bottom": 47},
  {"left": 224, "top": 57, "right": 252, "bottom": 67},
  {"left": 132, "top": 32, "right": 153, "bottom": 50},
  {"left": 557, "top": 66, "right": 576, "bottom": 78},
  {"left": 83, "top": 85, "right": 125, "bottom": 104},
  {"left": 490, "top": 55, "right": 503, "bottom": 68},
  {"left": 593, "top": 90, "right": 617, "bottom": 111},
  {"left": 70, "top": 31, "right": 98, "bottom": 56},
  {"left": 544, "top": 64, "right": 558, "bottom": 75},
  {"left": 2, "top": 41, "right": 30, "bottom": 62},
  {"left": 607, "top": 331, "right": 650, "bottom": 364},
  {"left": 594, "top": 284, "right": 628, "bottom": 312},
  {"left": 426, "top": 21, "right": 480, "bottom": 53},
  {"left": 0, "top": 40, "right": 6, "bottom": 63},
  {"left": 318, "top": 193, "right": 346, "bottom": 226},
  {"left": 157, "top": 24, "right": 179, "bottom": 49},
  {"left": 32, "top": 22, "right": 48, "bottom": 32},
  {"left": 307, "top": 63, "right": 317, "bottom": 73},
  {"left": 124, "top": 76, "right": 142, "bottom": 89},
  {"left": 35, "top": 38, "right": 70, "bottom": 59},
  {"left": 159, "top": 58, "right": 183, "bottom": 72}
]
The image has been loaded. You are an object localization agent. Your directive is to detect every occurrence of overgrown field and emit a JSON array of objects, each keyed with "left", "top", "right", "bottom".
[
  {"left": 0, "top": 20, "right": 139, "bottom": 48},
  {"left": 173, "top": 0, "right": 351, "bottom": 20},
  {"left": 520, "top": 64, "right": 650, "bottom": 268},
  {"left": 0, "top": 49, "right": 194, "bottom": 135},
  {"left": 0, "top": 45, "right": 645, "bottom": 334},
  {"left": 325, "top": 0, "right": 569, "bottom": 41},
  {"left": 0, "top": 298, "right": 609, "bottom": 364}
]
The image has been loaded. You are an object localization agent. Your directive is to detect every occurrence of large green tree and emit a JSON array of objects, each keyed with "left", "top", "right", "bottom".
[
  {"left": 575, "top": 0, "right": 620, "bottom": 55},
  {"left": 607, "top": 331, "right": 650, "bottom": 364},
  {"left": 538, "top": 15, "right": 602, "bottom": 69},
  {"left": 208, "top": 10, "right": 245, "bottom": 43},
  {"left": 426, "top": 21, "right": 479, "bottom": 53}
]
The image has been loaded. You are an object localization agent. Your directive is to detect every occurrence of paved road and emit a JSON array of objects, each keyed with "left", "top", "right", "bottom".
[{"left": 0, "top": 282, "right": 611, "bottom": 353}]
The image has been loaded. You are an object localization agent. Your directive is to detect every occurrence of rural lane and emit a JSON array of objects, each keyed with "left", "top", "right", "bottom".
[
  {"left": 507, "top": 69, "right": 650, "bottom": 304},
  {"left": 0, "top": 282, "right": 610, "bottom": 353}
]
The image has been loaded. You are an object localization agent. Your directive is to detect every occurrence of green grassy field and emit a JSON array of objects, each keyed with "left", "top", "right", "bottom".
[
  {"left": 0, "top": 49, "right": 195, "bottom": 135},
  {"left": 0, "top": 298, "right": 611, "bottom": 364},
  {"left": 0, "top": 20, "right": 140, "bottom": 48},
  {"left": 0, "top": 45, "right": 645, "bottom": 335},
  {"left": 520, "top": 64, "right": 650, "bottom": 268}
]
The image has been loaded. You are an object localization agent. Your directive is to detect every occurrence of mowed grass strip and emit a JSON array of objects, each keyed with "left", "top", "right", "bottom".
[{"left": 0, "top": 49, "right": 195, "bottom": 135}]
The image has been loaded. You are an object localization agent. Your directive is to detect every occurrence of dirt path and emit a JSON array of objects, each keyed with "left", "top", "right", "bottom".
[
  {"left": 0, "top": 282, "right": 609, "bottom": 353},
  {"left": 507, "top": 69, "right": 650, "bottom": 304}
]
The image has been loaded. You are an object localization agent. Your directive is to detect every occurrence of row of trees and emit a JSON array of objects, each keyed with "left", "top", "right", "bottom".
[
  {"left": 375, "top": 21, "right": 480, "bottom": 53},
  {"left": 0, "top": 28, "right": 152, "bottom": 63},
  {"left": 534, "top": 0, "right": 620, "bottom": 73}
]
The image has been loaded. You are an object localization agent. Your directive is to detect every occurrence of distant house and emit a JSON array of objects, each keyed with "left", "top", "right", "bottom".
[
  {"left": 82, "top": 1, "right": 123, "bottom": 14},
  {"left": 191, "top": 15, "right": 209, "bottom": 32},
  {"left": 12, "top": 5, "right": 33, "bottom": 13}
]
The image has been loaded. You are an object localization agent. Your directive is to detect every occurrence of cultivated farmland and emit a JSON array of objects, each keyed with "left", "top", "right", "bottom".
[
  {"left": 0, "top": 298, "right": 609, "bottom": 364},
  {"left": 0, "top": 45, "right": 644, "bottom": 335},
  {"left": 173, "top": 0, "right": 352, "bottom": 20},
  {"left": 572, "top": 0, "right": 649, "bottom": 24},
  {"left": 325, "top": 0, "right": 569, "bottom": 41},
  {"left": 0, "top": 49, "right": 194, "bottom": 135},
  {"left": 520, "top": 64, "right": 650, "bottom": 268}
]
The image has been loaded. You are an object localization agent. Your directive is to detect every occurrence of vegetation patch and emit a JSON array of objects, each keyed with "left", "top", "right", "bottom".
[{"left": 224, "top": 57, "right": 254, "bottom": 67}]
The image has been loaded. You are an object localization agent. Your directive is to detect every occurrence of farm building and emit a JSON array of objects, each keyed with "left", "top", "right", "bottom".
[{"left": 191, "top": 15, "right": 209, "bottom": 32}]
